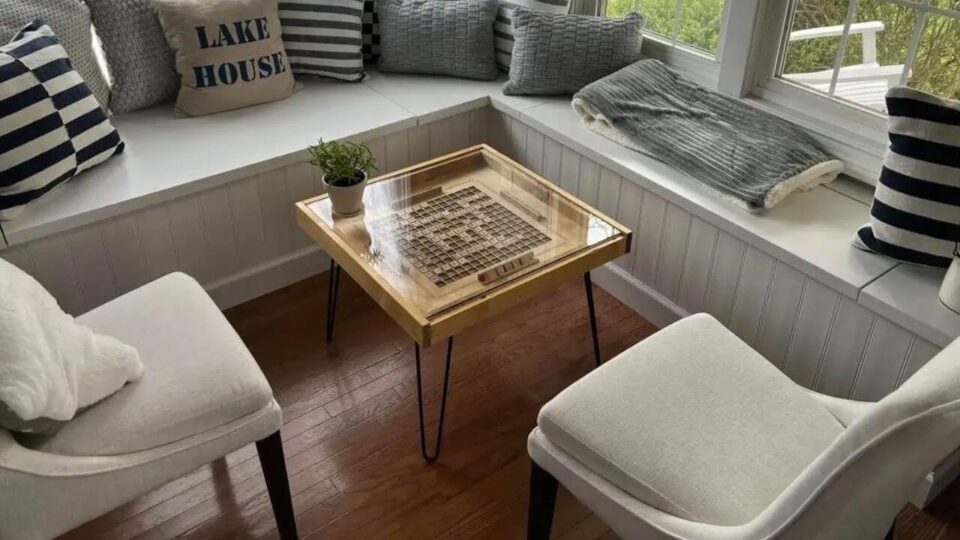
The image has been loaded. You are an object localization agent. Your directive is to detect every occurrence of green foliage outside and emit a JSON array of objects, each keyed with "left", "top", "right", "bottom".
[{"left": 605, "top": 0, "right": 960, "bottom": 101}]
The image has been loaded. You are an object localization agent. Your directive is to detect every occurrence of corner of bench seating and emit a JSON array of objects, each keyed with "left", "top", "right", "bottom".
[{"left": 1, "top": 69, "right": 956, "bottom": 347}]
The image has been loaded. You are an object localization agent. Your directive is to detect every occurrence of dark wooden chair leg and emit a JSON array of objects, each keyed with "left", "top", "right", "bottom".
[
  {"left": 527, "top": 460, "right": 559, "bottom": 540},
  {"left": 256, "top": 431, "right": 299, "bottom": 540}
]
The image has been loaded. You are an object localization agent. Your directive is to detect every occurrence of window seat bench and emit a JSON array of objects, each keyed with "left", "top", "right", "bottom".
[{"left": 3, "top": 67, "right": 958, "bottom": 506}]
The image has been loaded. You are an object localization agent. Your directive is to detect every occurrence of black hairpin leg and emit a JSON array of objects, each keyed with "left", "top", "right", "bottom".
[
  {"left": 325, "top": 259, "right": 341, "bottom": 342},
  {"left": 415, "top": 337, "right": 454, "bottom": 463},
  {"left": 584, "top": 272, "right": 602, "bottom": 367}
]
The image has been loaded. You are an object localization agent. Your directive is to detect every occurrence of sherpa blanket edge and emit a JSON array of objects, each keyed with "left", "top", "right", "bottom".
[{"left": 572, "top": 60, "right": 844, "bottom": 210}]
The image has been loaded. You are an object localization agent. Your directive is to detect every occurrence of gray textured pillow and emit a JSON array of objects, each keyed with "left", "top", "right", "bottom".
[
  {"left": 85, "top": 0, "right": 180, "bottom": 113},
  {"left": 0, "top": 0, "right": 110, "bottom": 111},
  {"left": 503, "top": 10, "right": 644, "bottom": 96},
  {"left": 376, "top": 0, "right": 499, "bottom": 81}
]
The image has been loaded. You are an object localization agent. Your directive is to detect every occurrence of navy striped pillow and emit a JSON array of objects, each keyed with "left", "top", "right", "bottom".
[
  {"left": 0, "top": 21, "right": 124, "bottom": 221},
  {"left": 855, "top": 87, "right": 960, "bottom": 267},
  {"left": 280, "top": 0, "right": 366, "bottom": 81}
]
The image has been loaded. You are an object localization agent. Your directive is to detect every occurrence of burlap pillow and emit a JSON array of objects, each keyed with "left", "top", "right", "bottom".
[{"left": 154, "top": 0, "right": 298, "bottom": 117}]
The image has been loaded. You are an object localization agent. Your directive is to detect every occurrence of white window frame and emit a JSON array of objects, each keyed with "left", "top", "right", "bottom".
[{"left": 591, "top": 0, "right": 725, "bottom": 87}]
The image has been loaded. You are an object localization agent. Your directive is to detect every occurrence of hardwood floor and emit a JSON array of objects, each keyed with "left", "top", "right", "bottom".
[{"left": 59, "top": 271, "right": 960, "bottom": 540}]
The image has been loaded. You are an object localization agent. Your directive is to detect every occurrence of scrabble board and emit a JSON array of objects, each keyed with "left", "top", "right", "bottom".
[{"left": 368, "top": 186, "right": 552, "bottom": 287}]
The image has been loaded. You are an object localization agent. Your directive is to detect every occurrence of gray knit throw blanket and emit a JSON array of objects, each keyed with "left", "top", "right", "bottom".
[{"left": 572, "top": 60, "right": 844, "bottom": 210}]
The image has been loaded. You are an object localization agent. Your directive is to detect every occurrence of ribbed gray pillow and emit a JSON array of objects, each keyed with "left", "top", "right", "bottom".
[
  {"left": 0, "top": 0, "right": 110, "bottom": 111},
  {"left": 503, "top": 11, "right": 644, "bottom": 96},
  {"left": 85, "top": 0, "right": 180, "bottom": 113},
  {"left": 376, "top": 0, "right": 499, "bottom": 81}
]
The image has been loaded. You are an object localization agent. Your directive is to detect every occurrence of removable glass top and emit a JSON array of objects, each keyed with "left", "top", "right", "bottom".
[{"left": 303, "top": 146, "right": 625, "bottom": 319}]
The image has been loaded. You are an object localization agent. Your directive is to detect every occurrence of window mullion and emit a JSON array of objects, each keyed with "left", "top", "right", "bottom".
[
  {"left": 900, "top": 1, "right": 931, "bottom": 85},
  {"left": 716, "top": 0, "right": 766, "bottom": 97},
  {"left": 828, "top": 0, "right": 859, "bottom": 96}
]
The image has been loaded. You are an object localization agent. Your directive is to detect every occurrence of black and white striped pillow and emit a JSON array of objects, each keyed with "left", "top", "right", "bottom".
[
  {"left": 280, "top": 0, "right": 366, "bottom": 81},
  {"left": 496, "top": 0, "right": 570, "bottom": 71},
  {"left": 855, "top": 87, "right": 960, "bottom": 267},
  {"left": 0, "top": 21, "right": 123, "bottom": 221}
]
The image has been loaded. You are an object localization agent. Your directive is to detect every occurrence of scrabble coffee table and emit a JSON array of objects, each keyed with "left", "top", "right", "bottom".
[{"left": 296, "top": 145, "right": 631, "bottom": 463}]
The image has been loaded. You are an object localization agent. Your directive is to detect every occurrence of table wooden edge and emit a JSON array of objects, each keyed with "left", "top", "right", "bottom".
[
  {"left": 424, "top": 234, "right": 630, "bottom": 346},
  {"left": 295, "top": 144, "right": 634, "bottom": 348}
]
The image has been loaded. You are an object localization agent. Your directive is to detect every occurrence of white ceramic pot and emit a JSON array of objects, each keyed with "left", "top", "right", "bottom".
[
  {"left": 940, "top": 256, "right": 960, "bottom": 314},
  {"left": 323, "top": 172, "right": 368, "bottom": 216}
]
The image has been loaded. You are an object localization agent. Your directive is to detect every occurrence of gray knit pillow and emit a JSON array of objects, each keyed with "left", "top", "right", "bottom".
[
  {"left": 85, "top": 0, "right": 180, "bottom": 113},
  {"left": 0, "top": 0, "right": 110, "bottom": 111},
  {"left": 376, "top": 0, "right": 499, "bottom": 81},
  {"left": 503, "top": 10, "right": 644, "bottom": 96}
]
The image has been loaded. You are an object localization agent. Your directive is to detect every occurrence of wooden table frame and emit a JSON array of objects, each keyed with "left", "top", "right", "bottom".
[{"left": 297, "top": 144, "right": 631, "bottom": 463}]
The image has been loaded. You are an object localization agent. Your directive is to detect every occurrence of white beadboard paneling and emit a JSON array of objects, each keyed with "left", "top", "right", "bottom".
[
  {"left": 783, "top": 279, "right": 842, "bottom": 389},
  {"left": 450, "top": 113, "right": 471, "bottom": 151},
  {"left": 468, "top": 108, "right": 488, "bottom": 146},
  {"left": 408, "top": 124, "right": 431, "bottom": 165},
  {"left": 384, "top": 131, "right": 410, "bottom": 174},
  {"left": 899, "top": 338, "right": 940, "bottom": 385},
  {"left": 596, "top": 168, "right": 621, "bottom": 219},
  {"left": 613, "top": 181, "right": 643, "bottom": 272},
  {"left": 853, "top": 319, "right": 915, "bottom": 401},
  {"left": 197, "top": 187, "right": 241, "bottom": 281},
  {"left": 165, "top": 196, "right": 208, "bottom": 282},
  {"left": 366, "top": 136, "right": 386, "bottom": 172},
  {"left": 0, "top": 244, "right": 35, "bottom": 275},
  {"left": 429, "top": 118, "right": 453, "bottom": 158},
  {"left": 284, "top": 162, "right": 319, "bottom": 250},
  {"left": 542, "top": 137, "right": 563, "bottom": 185},
  {"left": 228, "top": 176, "right": 269, "bottom": 268},
  {"left": 27, "top": 236, "right": 83, "bottom": 315},
  {"left": 135, "top": 205, "right": 178, "bottom": 281},
  {"left": 256, "top": 171, "right": 294, "bottom": 262},
  {"left": 654, "top": 205, "right": 692, "bottom": 302},
  {"left": 816, "top": 298, "right": 877, "bottom": 398},
  {"left": 525, "top": 129, "right": 545, "bottom": 175},
  {"left": 676, "top": 217, "right": 719, "bottom": 314},
  {"left": 488, "top": 111, "right": 511, "bottom": 156},
  {"left": 754, "top": 262, "right": 806, "bottom": 365},
  {"left": 559, "top": 147, "right": 581, "bottom": 196},
  {"left": 577, "top": 159, "right": 600, "bottom": 207},
  {"left": 508, "top": 117, "right": 527, "bottom": 162},
  {"left": 100, "top": 214, "right": 148, "bottom": 295},
  {"left": 728, "top": 247, "right": 776, "bottom": 347},
  {"left": 702, "top": 231, "right": 746, "bottom": 325},
  {"left": 63, "top": 226, "right": 119, "bottom": 311},
  {"left": 632, "top": 191, "right": 666, "bottom": 286}
]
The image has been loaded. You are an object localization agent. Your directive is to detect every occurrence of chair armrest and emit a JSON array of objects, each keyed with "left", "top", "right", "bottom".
[
  {"left": 789, "top": 21, "right": 884, "bottom": 42},
  {"left": 805, "top": 391, "right": 876, "bottom": 427}
]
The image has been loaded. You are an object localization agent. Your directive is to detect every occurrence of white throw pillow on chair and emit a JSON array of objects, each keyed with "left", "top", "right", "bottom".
[{"left": 0, "top": 258, "right": 143, "bottom": 434}]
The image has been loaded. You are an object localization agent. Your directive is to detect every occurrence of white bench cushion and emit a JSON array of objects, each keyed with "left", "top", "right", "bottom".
[
  {"left": 23, "top": 272, "right": 273, "bottom": 456},
  {"left": 537, "top": 313, "right": 844, "bottom": 526}
]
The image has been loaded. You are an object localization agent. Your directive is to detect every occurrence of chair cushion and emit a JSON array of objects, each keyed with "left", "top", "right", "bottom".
[
  {"left": 22, "top": 273, "right": 274, "bottom": 456},
  {"left": 538, "top": 313, "right": 844, "bottom": 526}
]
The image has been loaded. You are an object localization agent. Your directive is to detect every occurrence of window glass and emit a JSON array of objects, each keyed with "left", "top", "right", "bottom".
[
  {"left": 606, "top": 0, "right": 725, "bottom": 55},
  {"left": 780, "top": 0, "right": 959, "bottom": 112}
]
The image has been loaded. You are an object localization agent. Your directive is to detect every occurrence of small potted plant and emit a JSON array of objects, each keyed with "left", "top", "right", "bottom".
[{"left": 308, "top": 139, "right": 378, "bottom": 216}]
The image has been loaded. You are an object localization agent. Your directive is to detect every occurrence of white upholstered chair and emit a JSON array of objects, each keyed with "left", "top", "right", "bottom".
[
  {"left": 0, "top": 272, "right": 297, "bottom": 540},
  {"left": 527, "top": 313, "right": 960, "bottom": 540}
]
